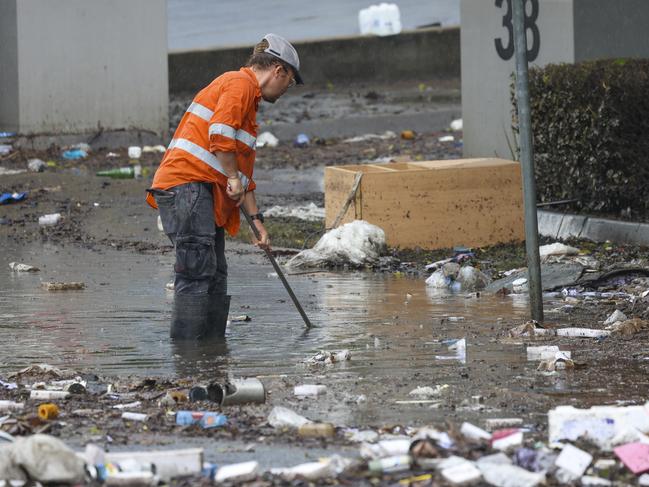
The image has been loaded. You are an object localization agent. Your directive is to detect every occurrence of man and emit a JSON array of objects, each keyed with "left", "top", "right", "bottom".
[{"left": 146, "top": 34, "right": 303, "bottom": 339}]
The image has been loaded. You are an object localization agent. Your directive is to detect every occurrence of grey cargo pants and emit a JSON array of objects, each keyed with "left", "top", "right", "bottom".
[{"left": 149, "top": 182, "right": 230, "bottom": 339}]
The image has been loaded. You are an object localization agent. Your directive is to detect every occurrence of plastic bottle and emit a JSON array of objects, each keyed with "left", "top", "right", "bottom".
[
  {"left": 176, "top": 411, "right": 227, "bottom": 429},
  {"left": 368, "top": 455, "right": 411, "bottom": 475},
  {"left": 96, "top": 165, "right": 142, "bottom": 179}
]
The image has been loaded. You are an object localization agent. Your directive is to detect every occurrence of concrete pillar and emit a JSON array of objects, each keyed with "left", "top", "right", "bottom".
[
  {"left": 0, "top": 0, "right": 168, "bottom": 137},
  {"left": 460, "top": 0, "right": 649, "bottom": 159}
]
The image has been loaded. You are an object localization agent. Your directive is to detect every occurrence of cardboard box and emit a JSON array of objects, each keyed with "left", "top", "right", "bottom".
[{"left": 324, "top": 158, "right": 524, "bottom": 250}]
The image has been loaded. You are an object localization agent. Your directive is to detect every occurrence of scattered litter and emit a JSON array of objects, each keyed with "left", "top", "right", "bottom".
[
  {"left": 555, "top": 444, "right": 593, "bottom": 480},
  {"left": 426, "top": 264, "right": 490, "bottom": 291},
  {"left": 128, "top": 146, "right": 142, "bottom": 159},
  {"left": 442, "top": 460, "right": 482, "bottom": 485},
  {"left": 608, "top": 318, "right": 649, "bottom": 335},
  {"left": 460, "top": 422, "right": 492, "bottom": 441},
  {"left": 361, "top": 439, "right": 411, "bottom": 459},
  {"left": 298, "top": 423, "right": 335, "bottom": 438},
  {"left": 512, "top": 277, "right": 528, "bottom": 293},
  {"left": 491, "top": 429, "right": 523, "bottom": 451},
  {"left": 604, "top": 309, "right": 627, "bottom": 325},
  {"left": 0, "top": 167, "right": 26, "bottom": 176},
  {"left": 436, "top": 338, "right": 467, "bottom": 362},
  {"left": 0, "top": 144, "right": 12, "bottom": 155},
  {"left": 556, "top": 327, "right": 611, "bottom": 338},
  {"left": 0, "top": 400, "right": 24, "bottom": 412},
  {"left": 294, "top": 384, "right": 327, "bottom": 396},
  {"left": 176, "top": 411, "right": 226, "bottom": 429},
  {"left": 255, "top": 132, "right": 279, "bottom": 148},
  {"left": 294, "top": 133, "right": 310, "bottom": 148},
  {"left": 439, "top": 135, "right": 455, "bottom": 142},
  {"left": 106, "top": 152, "right": 119, "bottom": 158},
  {"left": 539, "top": 242, "right": 579, "bottom": 260},
  {"left": 614, "top": 442, "right": 649, "bottom": 475},
  {"left": 215, "top": 461, "right": 259, "bottom": 484},
  {"left": 548, "top": 402, "right": 649, "bottom": 449},
  {"left": 408, "top": 385, "right": 449, "bottom": 397},
  {"left": 304, "top": 349, "right": 351, "bottom": 366},
  {"left": 343, "top": 131, "right": 396, "bottom": 143},
  {"left": 288, "top": 220, "right": 385, "bottom": 268},
  {"left": 96, "top": 165, "right": 142, "bottom": 179},
  {"left": 401, "top": 130, "right": 415, "bottom": 140},
  {"left": 38, "top": 213, "right": 62, "bottom": 226},
  {"left": 485, "top": 418, "right": 523, "bottom": 432},
  {"left": 477, "top": 462, "right": 544, "bottom": 487},
  {"left": 268, "top": 406, "right": 311, "bottom": 429},
  {"left": 358, "top": 3, "right": 402, "bottom": 36},
  {"left": 0, "top": 192, "right": 27, "bottom": 205},
  {"left": 38, "top": 403, "right": 60, "bottom": 420},
  {"left": 30, "top": 390, "right": 69, "bottom": 400},
  {"left": 27, "top": 158, "right": 46, "bottom": 172},
  {"left": 264, "top": 202, "right": 324, "bottom": 221},
  {"left": 8, "top": 262, "right": 39, "bottom": 272},
  {"left": 43, "top": 282, "right": 85, "bottom": 291},
  {"left": 450, "top": 119, "right": 463, "bottom": 131},
  {"left": 526, "top": 346, "right": 563, "bottom": 361},
  {"left": 0, "top": 434, "right": 86, "bottom": 483},
  {"left": 62, "top": 148, "right": 87, "bottom": 160},
  {"left": 537, "top": 351, "right": 574, "bottom": 371},
  {"left": 142, "top": 145, "right": 166, "bottom": 153}
]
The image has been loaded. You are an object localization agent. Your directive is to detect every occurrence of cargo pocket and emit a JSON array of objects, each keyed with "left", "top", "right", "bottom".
[
  {"left": 151, "top": 189, "right": 178, "bottom": 235},
  {"left": 174, "top": 235, "right": 217, "bottom": 280}
]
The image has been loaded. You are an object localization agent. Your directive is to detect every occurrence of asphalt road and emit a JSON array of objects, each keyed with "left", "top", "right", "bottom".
[{"left": 168, "top": 0, "right": 460, "bottom": 52}]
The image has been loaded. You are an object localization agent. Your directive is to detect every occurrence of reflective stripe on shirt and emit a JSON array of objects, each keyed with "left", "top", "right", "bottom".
[
  {"left": 167, "top": 138, "right": 250, "bottom": 189},
  {"left": 186, "top": 102, "right": 214, "bottom": 122},
  {"left": 209, "top": 123, "right": 256, "bottom": 150}
]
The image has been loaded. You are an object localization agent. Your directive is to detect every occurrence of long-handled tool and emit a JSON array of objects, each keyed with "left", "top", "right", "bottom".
[{"left": 241, "top": 207, "right": 313, "bottom": 329}]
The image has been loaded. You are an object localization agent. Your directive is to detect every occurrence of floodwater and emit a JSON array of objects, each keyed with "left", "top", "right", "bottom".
[
  {"left": 0, "top": 240, "right": 528, "bottom": 377},
  {"left": 2, "top": 240, "right": 647, "bottom": 427}
]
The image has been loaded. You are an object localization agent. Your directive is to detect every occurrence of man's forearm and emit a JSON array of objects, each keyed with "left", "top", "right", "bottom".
[
  {"left": 214, "top": 151, "right": 238, "bottom": 178},
  {"left": 242, "top": 191, "right": 259, "bottom": 215}
]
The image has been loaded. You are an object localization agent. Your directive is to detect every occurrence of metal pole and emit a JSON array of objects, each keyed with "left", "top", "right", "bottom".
[
  {"left": 240, "top": 207, "right": 313, "bottom": 329},
  {"left": 512, "top": 0, "right": 543, "bottom": 322}
]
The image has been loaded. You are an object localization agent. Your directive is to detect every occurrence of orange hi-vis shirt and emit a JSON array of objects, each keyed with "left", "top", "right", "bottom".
[{"left": 146, "top": 67, "right": 261, "bottom": 236}]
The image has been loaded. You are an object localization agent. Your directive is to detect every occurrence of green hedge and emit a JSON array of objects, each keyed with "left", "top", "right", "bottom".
[{"left": 513, "top": 59, "right": 649, "bottom": 219}]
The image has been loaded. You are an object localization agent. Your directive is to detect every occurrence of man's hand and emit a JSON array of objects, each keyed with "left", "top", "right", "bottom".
[
  {"left": 227, "top": 177, "right": 245, "bottom": 206},
  {"left": 252, "top": 219, "right": 271, "bottom": 250}
]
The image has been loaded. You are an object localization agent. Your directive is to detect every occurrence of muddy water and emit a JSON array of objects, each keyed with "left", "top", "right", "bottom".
[
  {"left": 0, "top": 240, "right": 525, "bottom": 375},
  {"left": 2, "top": 240, "right": 646, "bottom": 427}
]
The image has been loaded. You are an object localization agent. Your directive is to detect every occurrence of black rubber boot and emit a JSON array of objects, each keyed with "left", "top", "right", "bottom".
[
  {"left": 170, "top": 294, "right": 212, "bottom": 339},
  {"left": 206, "top": 294, "right": 231, "bottom": 338}
]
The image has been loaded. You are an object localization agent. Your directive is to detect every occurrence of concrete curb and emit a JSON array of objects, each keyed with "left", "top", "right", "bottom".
[{"left": 538, "top": 210, "right": 649, "bottom": 246}]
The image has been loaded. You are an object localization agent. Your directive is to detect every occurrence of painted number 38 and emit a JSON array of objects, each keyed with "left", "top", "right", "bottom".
[{"left": 494, "top": 0, "right": 540, "bottom": 62}]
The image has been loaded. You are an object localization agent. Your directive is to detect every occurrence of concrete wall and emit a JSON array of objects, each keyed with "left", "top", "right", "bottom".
[
  {"left": 1, "top": 0, "right": 168, "bottom": 137},
  {"left": 0, "top": 0, "right": 19, "bottom": 132},
  {"left": 169, "top": 28, "right": 460, "bottom": 94},
  {"left": 461, "top": 0, "right": 574, "bottom": 159},
  {"left": 574, "top": 0, "right": 649, "bottom": 61}
]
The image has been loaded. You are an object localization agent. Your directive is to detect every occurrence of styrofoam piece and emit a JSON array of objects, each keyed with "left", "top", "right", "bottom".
[
  {"left": 106, "top": 448, "right": 203, "bottom": 481},
  {"left": 548, "top": 402, "right": 649, "bottom": 450},
  {"left": 264, "top": 202, "right": 324, "bottom": 221},
  {"left": 128, "top": 146, "right": 142, "bottom": 159},
  {"left": 555, "top": 444, "right": 592, "bottom": 479},
  {"left": 526, "top": 346, "right": 562, "bottom": 361},
  {"left": 442, "top": 461, "right": 482, "bottom": 485},
  {"left": 105, "top": 471, "right": 157, "bottom": 486},
  {"left": 267, "top": 406, "right": 310, "bottom": 429},
  {"left": 30, "top": 390, "right": 69, "bottom": 400},
  {"left": 461, "top": 422, "right": 492, "bottom": 441},
  {"left": 256, "top": 131, "right": 279, "bottom": 148},
  {"left": 556, "top": 328, "right": 611, "bottom": 338},
  {"left": 614, "top": 442, "right": 649, "bottom": 475},
  {"left": 38, "top": 213, "right": 62, "bottom": 226},
  {"left": 450, "top": 119, "right": 463, "bottom": 131},
  {"left": 215, "top": 461, "right": 259, "bottom": 483},
  {"left": 294, "top": 384, "right": 327, "bottom": 397},
  {"left": 477, "top": 463, "right": 545, "bottom": 487}
]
